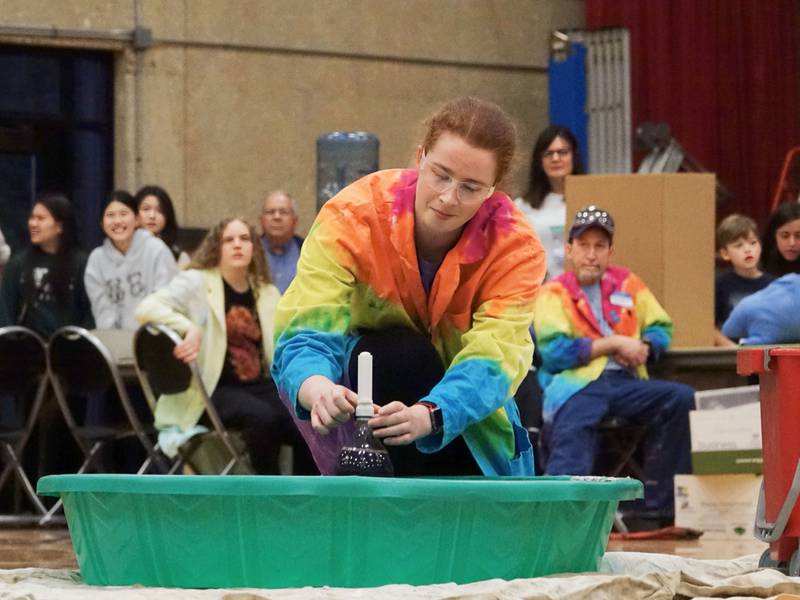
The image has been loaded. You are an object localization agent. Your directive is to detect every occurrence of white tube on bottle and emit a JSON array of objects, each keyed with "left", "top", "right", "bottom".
[{"left": 356, "top": 351, "right": 373, "bottom": 418}]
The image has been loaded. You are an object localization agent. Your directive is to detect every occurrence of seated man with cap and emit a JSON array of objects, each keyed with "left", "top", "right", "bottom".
[{"left": 533, "top": 205, "right": 695, "bottom": 523}]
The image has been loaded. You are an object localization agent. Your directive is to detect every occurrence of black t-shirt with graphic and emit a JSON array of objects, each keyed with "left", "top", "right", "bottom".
[
  {"left": 0, "top": 246, "right": 94, "bottom": 337},
  {"left": 217, "top": 280, "right": 266, "bottom": 386}
]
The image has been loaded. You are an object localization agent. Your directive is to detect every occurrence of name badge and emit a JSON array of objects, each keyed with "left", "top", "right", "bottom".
[{"left": 610, "top": 291, "right": 634, "bottom": 308}]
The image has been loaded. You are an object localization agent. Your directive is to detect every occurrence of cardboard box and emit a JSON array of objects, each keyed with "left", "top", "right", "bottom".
[
  {"left": 694, "top": 385, "right": 759, "bottom": 411},
  {"left": 690, "top": 402, "right": 762, "bottom": 474},
  {"left": 674, "top": 473, "right": 762, "bottom": 540},
  {"left": 565, "top": 173, "right": 715, "bottom": 347}
]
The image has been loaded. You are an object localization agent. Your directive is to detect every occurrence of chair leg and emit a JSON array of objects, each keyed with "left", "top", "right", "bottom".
[
  {"left": 613, "top": 510, "right": 629, "bottom": 533},
  {"left": 38, "top": 497, "right": 62, "bottom": 525},
  {"left": 220, "top": 457, "right": 236, "bottom": 475},
  {"left": 77, "top": 442, "right": 106, "bottom": 475},
  {"left": 136, "top": 456, "right": 153, "bottom": 475},
  {"left": 39, "top": 441, "right": 106, "bottom": 525},
  {"left": 1, "top": 443, "right": 48, "bottom": 516},
  {"left": 0, "top": 460, "right": 14, "bottom": 494}
]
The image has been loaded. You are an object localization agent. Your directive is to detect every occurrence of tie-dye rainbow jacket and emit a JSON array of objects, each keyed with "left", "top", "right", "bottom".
[
  {"left": 272, "top": 169, "right": 545, "bottom": 476},
  {"left": 533, "top": 266, "right": 673, "bottom": 423}
]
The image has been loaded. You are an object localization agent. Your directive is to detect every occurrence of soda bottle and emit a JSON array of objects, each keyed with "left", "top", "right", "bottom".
[{"left": 336, "top": 352, "right": 394, "bottom": 477}]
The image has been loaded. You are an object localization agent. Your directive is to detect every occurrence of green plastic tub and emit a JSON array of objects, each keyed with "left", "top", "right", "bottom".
[{"left": 38, "top": 474, "right": 642, "bottom": 589}]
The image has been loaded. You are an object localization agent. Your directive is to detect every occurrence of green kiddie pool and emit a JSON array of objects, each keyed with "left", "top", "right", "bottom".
[{"left": 38, "top": 474, "right": 642, "bottom": 589}]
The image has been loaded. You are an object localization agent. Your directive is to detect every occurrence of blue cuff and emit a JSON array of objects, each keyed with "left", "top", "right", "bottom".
[{"left": 576, "top": 337, "right": 593, "bottom": 365}]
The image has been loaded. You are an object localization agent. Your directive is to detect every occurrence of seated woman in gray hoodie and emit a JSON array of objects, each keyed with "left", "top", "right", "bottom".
[{"left": 85, "top": 190, "right": 178, "bottom": 331}]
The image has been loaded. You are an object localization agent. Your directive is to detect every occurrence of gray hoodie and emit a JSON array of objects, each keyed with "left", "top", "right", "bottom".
[{"left": 85, "top": 228, "right": 179, "bottom": 330}]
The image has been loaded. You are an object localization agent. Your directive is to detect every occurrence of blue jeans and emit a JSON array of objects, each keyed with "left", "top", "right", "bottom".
[{"left": 543, "top": 370, "right": 695, "bottom": 513}]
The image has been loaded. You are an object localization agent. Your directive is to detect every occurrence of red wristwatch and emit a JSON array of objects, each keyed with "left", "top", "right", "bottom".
[{"left": 417, "top": 401, "right": 443, "bottom": 434}]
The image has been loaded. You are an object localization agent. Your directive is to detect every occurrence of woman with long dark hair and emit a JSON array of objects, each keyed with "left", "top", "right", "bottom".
[
  {"left": 515, "top": 125, "right": 584, "bottom": 278},
  {"left": 134, "top": 185, "right": 191, "bottom": 268},
  {"left": 0, "top": 194, "right": 93, "bottom": 336},
  {"left": 761, "top": 202, "right": 800, "bottom": 276}
]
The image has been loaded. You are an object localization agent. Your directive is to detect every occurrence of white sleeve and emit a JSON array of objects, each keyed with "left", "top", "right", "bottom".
[{"left": 0, "top": 227, "right": 10, "bottom": 265}]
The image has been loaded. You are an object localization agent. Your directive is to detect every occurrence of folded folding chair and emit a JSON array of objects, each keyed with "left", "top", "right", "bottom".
[
  {"left": 133, "top": 323, "right": 253, "bottom": 475},
  {"left": 0, "top": 326, "right": 50, "bottom": 521},
  {"left": 595, "top": 417, "right": 648, "bottom": 534},
  {"left": 595, "top": 417, "right": 647, "bottom": 480},
  {"left": 41, "top": 326, "right": 169, "bottom": 524}
]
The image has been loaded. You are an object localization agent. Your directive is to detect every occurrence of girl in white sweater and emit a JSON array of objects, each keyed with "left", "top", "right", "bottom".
[{"left": 85, "top": 190, "right": 178, "bottom": 330}]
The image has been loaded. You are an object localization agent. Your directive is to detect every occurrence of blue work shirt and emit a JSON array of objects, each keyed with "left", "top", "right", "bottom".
[{"left": 261, "top": 235, "right": 302, "bottom": 294}]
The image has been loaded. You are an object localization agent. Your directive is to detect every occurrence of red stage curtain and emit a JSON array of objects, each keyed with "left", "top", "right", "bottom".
[{"left": 586, "top": 0, "right": 800, "bottom": 226}]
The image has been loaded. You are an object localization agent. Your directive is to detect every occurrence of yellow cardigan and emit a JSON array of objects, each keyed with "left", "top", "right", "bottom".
[{"left": 135, "top": 268, "right": 280, "bottom": 431}]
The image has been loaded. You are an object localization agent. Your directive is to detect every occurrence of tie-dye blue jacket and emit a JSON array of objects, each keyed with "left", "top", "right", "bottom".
[
  {"left": 533, "top": 266, "right": 673, "bottom": 422},
  {"left": 272, "top": 169, "right": 546, "bottom": 475}
]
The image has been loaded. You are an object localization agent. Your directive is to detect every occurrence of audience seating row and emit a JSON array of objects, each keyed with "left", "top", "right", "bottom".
[{"left": 0, "top": 323, "right": 251, "bottom": 525}]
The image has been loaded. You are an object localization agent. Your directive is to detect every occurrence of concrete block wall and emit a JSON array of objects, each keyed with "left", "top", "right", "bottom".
[{"left": 1, "top": 0, "right": 584, "bottom": 233}]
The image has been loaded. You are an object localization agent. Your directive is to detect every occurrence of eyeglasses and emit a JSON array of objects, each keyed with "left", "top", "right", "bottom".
[
  {"left": 262, "top": 208, "right": 293, "bottom": 217},
  {"left": 418, "top": 155, "right": 495, "bottom": 204},
  {"left": 542, "top": 148, "right": 572, "bottom": 160}
]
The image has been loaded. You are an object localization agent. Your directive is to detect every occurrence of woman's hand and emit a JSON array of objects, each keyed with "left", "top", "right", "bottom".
[
  {"left": 173, "top": 324, "right": 202, "bottom": 364},
  {"left": 370, "top": 402, "right": 432, "bottom": 446},
  {"left": 298, "top": 375, "right": 359, "bottom": 435}
]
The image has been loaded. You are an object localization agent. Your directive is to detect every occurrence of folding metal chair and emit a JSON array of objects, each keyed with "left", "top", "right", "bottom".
[
  {"left": 595, "top": 417, "right": 647, "bottom": 480},
  {"left": 594, "top": 417, "right": 648, "bottom": 533},
  {"left": 133, "top": 323, "right": 252, "bottom": 475},
  {"left": 38, "top": 325, "right": 172, "bottom": 522},
  {"left": 0, "top": 326, "right": 50, "bottom": 521}
]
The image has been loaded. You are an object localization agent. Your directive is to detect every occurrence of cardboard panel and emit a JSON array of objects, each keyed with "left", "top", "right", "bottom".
[
  {"left": 564, "top": 173, "right": 715, "bottom": 347},
  {"left": 565, "top": 174, "right": 665, "bottom": 300},
  {"left": 663, "top": 175, "right": 716, "bottom": 346}
]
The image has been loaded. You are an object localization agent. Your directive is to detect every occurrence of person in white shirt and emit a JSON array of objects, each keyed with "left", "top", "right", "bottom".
[
  {"left": 515, "top": 125, "right": 584, "bottom": 279},
  {"left": 85, "top": 190, "right": 178, "bottom": 330}
]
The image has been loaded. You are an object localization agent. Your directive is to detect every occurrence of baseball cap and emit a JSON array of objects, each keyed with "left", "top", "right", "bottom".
[{"left": 568, "top": 205, "right": 615, "bottom": 240}]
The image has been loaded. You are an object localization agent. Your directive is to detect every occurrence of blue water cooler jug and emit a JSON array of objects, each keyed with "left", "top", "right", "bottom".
[{"left": 316, "top": 132, "right": 379, "bottom": 211}]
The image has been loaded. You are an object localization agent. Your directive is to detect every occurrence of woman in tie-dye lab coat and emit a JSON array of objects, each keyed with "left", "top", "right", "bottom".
[{"left": 272, "top": 97, "right": 546, "bottom": 476}]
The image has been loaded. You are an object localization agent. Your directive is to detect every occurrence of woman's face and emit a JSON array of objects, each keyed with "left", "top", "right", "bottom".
[
  {"left": 138, "top": 195, "right": 167, "bottom": 236},
  {"left": 541, "top": 135, "right": 574, "bottom": 183},
  {"left": 219, "top": 219, "right": 254, "bottom": 271},
  {"left": 102, "top": 200, "right": 138, "bottom": 250},
  {"left": 29, "top": 203, "right": 63, "bottom": 252},
  {"left": 414, "top": 131, "right": 497, "bottom": 243},
  {"left": 776, "top": 218, "right": 800, "bottom": 262}
]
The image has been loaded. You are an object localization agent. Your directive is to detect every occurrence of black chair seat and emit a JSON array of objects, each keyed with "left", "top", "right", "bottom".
[{"left": 134, "top": 323, "right": 253, "bottom": 475}]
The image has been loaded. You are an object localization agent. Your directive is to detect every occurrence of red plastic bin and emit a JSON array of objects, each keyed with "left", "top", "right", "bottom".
[{"left": 737, "top": 348, "right": 800, "bottom": 573}]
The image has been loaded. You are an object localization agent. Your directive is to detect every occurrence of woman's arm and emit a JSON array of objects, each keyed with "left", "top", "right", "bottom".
[
  {"left": 271, "top": 211, "right": 360, "bottom": 424},
  {"left": 135, "top": 270, "right": 203, "bottom": 336},
  {"left": 0, "top": 227, "right": 10, "bottom": 266},
  {"left": 414, "top": 240, "right": 544, "bottom": 451}
]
